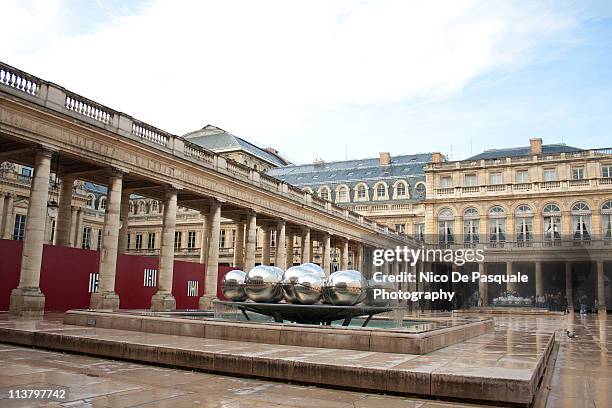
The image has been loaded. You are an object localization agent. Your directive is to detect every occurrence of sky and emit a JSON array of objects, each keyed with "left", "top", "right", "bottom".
[{"left": 2, "top": 0, "right": 612, "bottom": 164}]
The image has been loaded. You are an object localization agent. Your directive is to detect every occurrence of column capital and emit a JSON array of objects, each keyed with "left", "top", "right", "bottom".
[{"left": 35, "top": 146, "right": 55, "bottom": 158}]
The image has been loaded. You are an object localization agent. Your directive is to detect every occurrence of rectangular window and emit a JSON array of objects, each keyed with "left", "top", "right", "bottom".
[
  {"left": 440, "top": 176, "right": 452, "bottom": 188},
  {"left": 187, "top": 231, "right": 196, "bottom": 249},
  {"left": 21, "top": 167, "right": 32, "bottom": 178},
  {"left": 572, "top": 167, "right": 584, "bottom": 180},
  {"left": 464, "top": 174, "right": 477, "bottom": 187},
  {"left": 135, "top": 233, "right": 143, "bottom": 250},
  {"left": 395, "top": 224, "right": 406, "bottom": 234},
  {"left": 13, "top": 214, "right": 26, "bottom": 241},
  {"left": 516, "top": 170, "right": 529, "bottom": 183},
  {"left": 489, "top": 172, "right": 502, "bottom": 185},
  {"left": 174, "top": 231, "right": 182, "bottom": 249},
  {"left": 127, "top": 233, "right": 131, "bottom": 250},
  {"left": 219, "top": 230, "right": 226, "bottom": 248},
  {"left": 147, "top": 233, "right": 156, "bottom": 249},
  {"left": 50, "top": 219, "right": 56, "bottom": 243},
  {"left": 543, "top": 168, "right": 557, "bottom": 181},
  {"left": 603, "top": 165, "right": 612, "bottom": 178},
  {"left": 82, "top": 227, "right": 91, "bottom": 249},
  {"left": 414, "top": 223, "right": 424, "bottom": 241},
  {"left": 270, "top": 230, "right": 276, "bottom": 247},
  {"left": 97, "top": 229, "right": 102, "bottom": 251}
]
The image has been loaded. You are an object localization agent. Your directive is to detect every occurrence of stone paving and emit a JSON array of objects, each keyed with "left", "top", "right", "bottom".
[{"left": 0, "top": 312, "right": 608, "bottom": 407}]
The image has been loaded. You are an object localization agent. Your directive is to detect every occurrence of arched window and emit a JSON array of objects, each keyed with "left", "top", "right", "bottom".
[
  {"left": 463, "top": 207, "right": 479, "bottom": 244},
  {"left": 415, "top": 182, "right": 426, "bottom": 198},
  {"left": 515, "top": 204, "right": 534, "bottom": 243},
  {"left": 543, "top": 203, "right": 562, "bottom": 242},
  {"left": 138, "top": 201, "right": 146, "bottom": 214},
  {"left": 393, "top": 180, "right": 409, "bottom": 199},
  {"left": 151, "top": 201, "right": 159, "bottom": 213},
  {"left": 571, "top": 201, "right": 591, "bottom": 241},
  {"left": 336, "top": 185, "right": 349, "bottom": 203},
  {"left": 318, "top": 186, "right": 331, "bottom": 201},
  {"left": 303, "top": 187, "right": 313, "bottom": 194},
  {"left": 602, "top": 201, "right": 612, "bottom": 241},
  {"left": 374, "top": 182, "right": 387, "bottom": 200},
  {"left": 355, "top": 184, "right": 368, "bottom": 201},
  {"left": 86, "top": 194, "right": 94, "bottom": 208},
  {"left": 438, "top": 208, "right": 454, "bottom": 245},
  {"left": 129, "top": 202, "right": 134, "bottom": 214},
  {"left": 99, "top": 197, "right": 106, "bottom": 211},
  {"left": 488, "top": 206, "right": 506, "bottom": 243}
]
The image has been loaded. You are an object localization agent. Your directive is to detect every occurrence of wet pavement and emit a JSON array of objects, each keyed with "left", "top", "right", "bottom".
[{"left": 0, "top": 312, "right": 608, "bottom": 407}]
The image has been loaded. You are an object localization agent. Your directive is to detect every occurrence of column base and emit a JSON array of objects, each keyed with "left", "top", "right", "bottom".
[
  {"left": 198, "top": 295, "right": 217, "bottom": 310},
  {"left": 9, "top": 287, "right": 45, "bottom": 317},
  {"left": 151, "top": 292, "right": 176, "bottom": 312},
  {"left": 89, "top": 291, "right": 120, "bottom": 311}
]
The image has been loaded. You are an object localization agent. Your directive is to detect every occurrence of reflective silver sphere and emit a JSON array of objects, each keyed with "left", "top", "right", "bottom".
[
  {"left": 294, "top": 272, "right": 324, "bottom": 304},
  {"left": 281, "top": 266, "right": 308, "bottom": 303},
  {"left": 300, "top": 263, "right": 326, "bottom": 279},
  {"left": 245, "top": 265, "right": 284, "bottom": 303},
  {"left": 365, "top": 275, "right": 396, "bottom": 306},
  {"left": 322, "top": 270, "right": 366, "bottom": 306},
  {"left": 221, "top": 269, "right": 247, "bottom": 301}
]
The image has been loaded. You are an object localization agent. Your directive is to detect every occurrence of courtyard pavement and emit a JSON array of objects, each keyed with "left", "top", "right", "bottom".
[{"left": 0, "top": 312, "right": 608, "bottom": 407}]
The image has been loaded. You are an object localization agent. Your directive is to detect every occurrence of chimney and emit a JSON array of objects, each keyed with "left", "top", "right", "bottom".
[
  {"left": 379, "top": 152, "right": 391, "bottom": 166},
  {"left": 530, "top": 138, "right": 542, "bottom": 155},
  {"left": 431, "top": 152, "right": 443, "bottom": 164},
  {"left": 313, "top": 158, "right": 325, "bottom": 165}
]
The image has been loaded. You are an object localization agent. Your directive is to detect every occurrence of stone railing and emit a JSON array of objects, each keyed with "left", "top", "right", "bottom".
[
  {"left": 429, "top": 147, "right": 612, "bottom": 171},
  {"left": 431, "top": 178, "right": 612, "bottom": 198},
  {"left": 0, "top": 61, "right": 404, "bottom": 243}
]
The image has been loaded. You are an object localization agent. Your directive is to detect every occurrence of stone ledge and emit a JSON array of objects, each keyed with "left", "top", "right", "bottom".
[
  {"left": 0, "top": 324, "right": 553, "bottom": 406},
  {"left": 63, "top": 310, "right": 494, "bottom": 354}
]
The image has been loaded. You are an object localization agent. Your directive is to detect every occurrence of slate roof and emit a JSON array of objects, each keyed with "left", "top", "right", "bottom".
[
  {"left": 467, "top": 143, "right": 582, "bottom": 160},
  {"left": 183, "top": 125, "right": 289, "bottom": 167},
  {"left": 266, "top": 153, "right": 431, "bottom": 202}
]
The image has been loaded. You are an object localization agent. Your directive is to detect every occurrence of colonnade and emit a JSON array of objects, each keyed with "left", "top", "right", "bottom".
[{"left": 7, "top": 149, "right": 374, "bottom": 316}]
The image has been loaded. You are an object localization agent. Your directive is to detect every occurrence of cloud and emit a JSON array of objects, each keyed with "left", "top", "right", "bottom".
[{"left": 1, "top": 0, "right": 580, "bottom": 156}]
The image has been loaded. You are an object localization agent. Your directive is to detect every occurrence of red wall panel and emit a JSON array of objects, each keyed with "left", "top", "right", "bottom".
[{"left": 0, "top": 240, "right": 240, "bottom": 312}]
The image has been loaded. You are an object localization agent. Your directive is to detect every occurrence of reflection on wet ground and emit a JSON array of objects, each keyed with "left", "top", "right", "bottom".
[{"left": 0, "top": 312, "right": 608, "bottom": 407}]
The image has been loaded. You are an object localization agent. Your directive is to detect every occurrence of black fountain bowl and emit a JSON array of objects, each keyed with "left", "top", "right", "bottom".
[{"left": 216, "top": 300, "right": 393, "bottom": 326}]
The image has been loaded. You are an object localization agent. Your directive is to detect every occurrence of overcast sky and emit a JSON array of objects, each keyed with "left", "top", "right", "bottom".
[{"left": 2, "top": 0, "right": 612, "bottom": 164}]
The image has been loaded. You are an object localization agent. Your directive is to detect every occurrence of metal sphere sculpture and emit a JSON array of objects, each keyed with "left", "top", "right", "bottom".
[
  {"left": 245, "top": 265, "right": 284, "bottom": 303},
  {"left": 294, "top": 271, "right": 324, "bottom": 304},
  {"left": 221, "top": 269, "right": 247, "bottom": 301},
  {"left": 281, "top": 265, "right": 309, "bottom": 303},
  {"left": 300, "top": 263, "right": 326, "bottom": 279},
  {"left": 322, "top": 270, "right": 367, "bottom": 306},
  {"left": 364, "top": 275, "right": 395, "bottom": 307}
]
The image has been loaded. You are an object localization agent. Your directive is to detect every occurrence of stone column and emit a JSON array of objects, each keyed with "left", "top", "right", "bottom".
[
  {"left": 301, "top": 227, "right": 311, "bottom": 263},
  {"left": 506, "top": 261, "right": 516, "bottom": 293},
  {"left": 117, "top": 189, "right": 131, "bottom": 254},
  {"left": 89, "top": 171, "right": 123, "bottom": 310},
  {"left": 535, "top": 261, "right": 543, "bottom": 297},
  {"left": 596, "top": 260, "right": 607, "bottom": 314},
  {"left": 322, "top": 233, "right": 331, "bottom": 276},
  {"left": 199, "top": 212, "right": 210, "bottom": 264},
  {"left": 275, "top": 221, "right": 286, "bottom": 269},
  {"left": 69, "top": 206, "right": 78, "bottom": 246},
  {"left": 9, "top": 149, "right": 53, "bottom": 316},
  {"left": 565, "top": 262, "right": 573, "bottom": 312},
  {"left": 244, "top": 212, "right": 257, "bottom": 271},
  {"left": 2, "top": 193, "right": 14, "bottom": 239},
  {"left": 74, "top": 208, "right": 84, "bottom": 248},
  {"left": 151, "top": 189, "right": 178, "bottom": 311},
  {"left": 354, "top": 244, "right": 362, "bottom": 271},
  {"left": 261, "top": 225, "right": 271, "bottom": 265},
  {"left": 55, "top": 175, "right": 75, "bottom": 247},
  {"left": 200, "top": 202, "right": 221, "bottom": 309},
  {"left": 478, "top": 263, "right": 488, "bottom": 306},
  {"left": 233, "top": 222, "right": 245, "bottom": 269},
  {"left": 285, "top": 232, "right": 294, "bottom": 269},
  {"left": 341, "top": 238, "right": 349, "bottom": 270}
]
